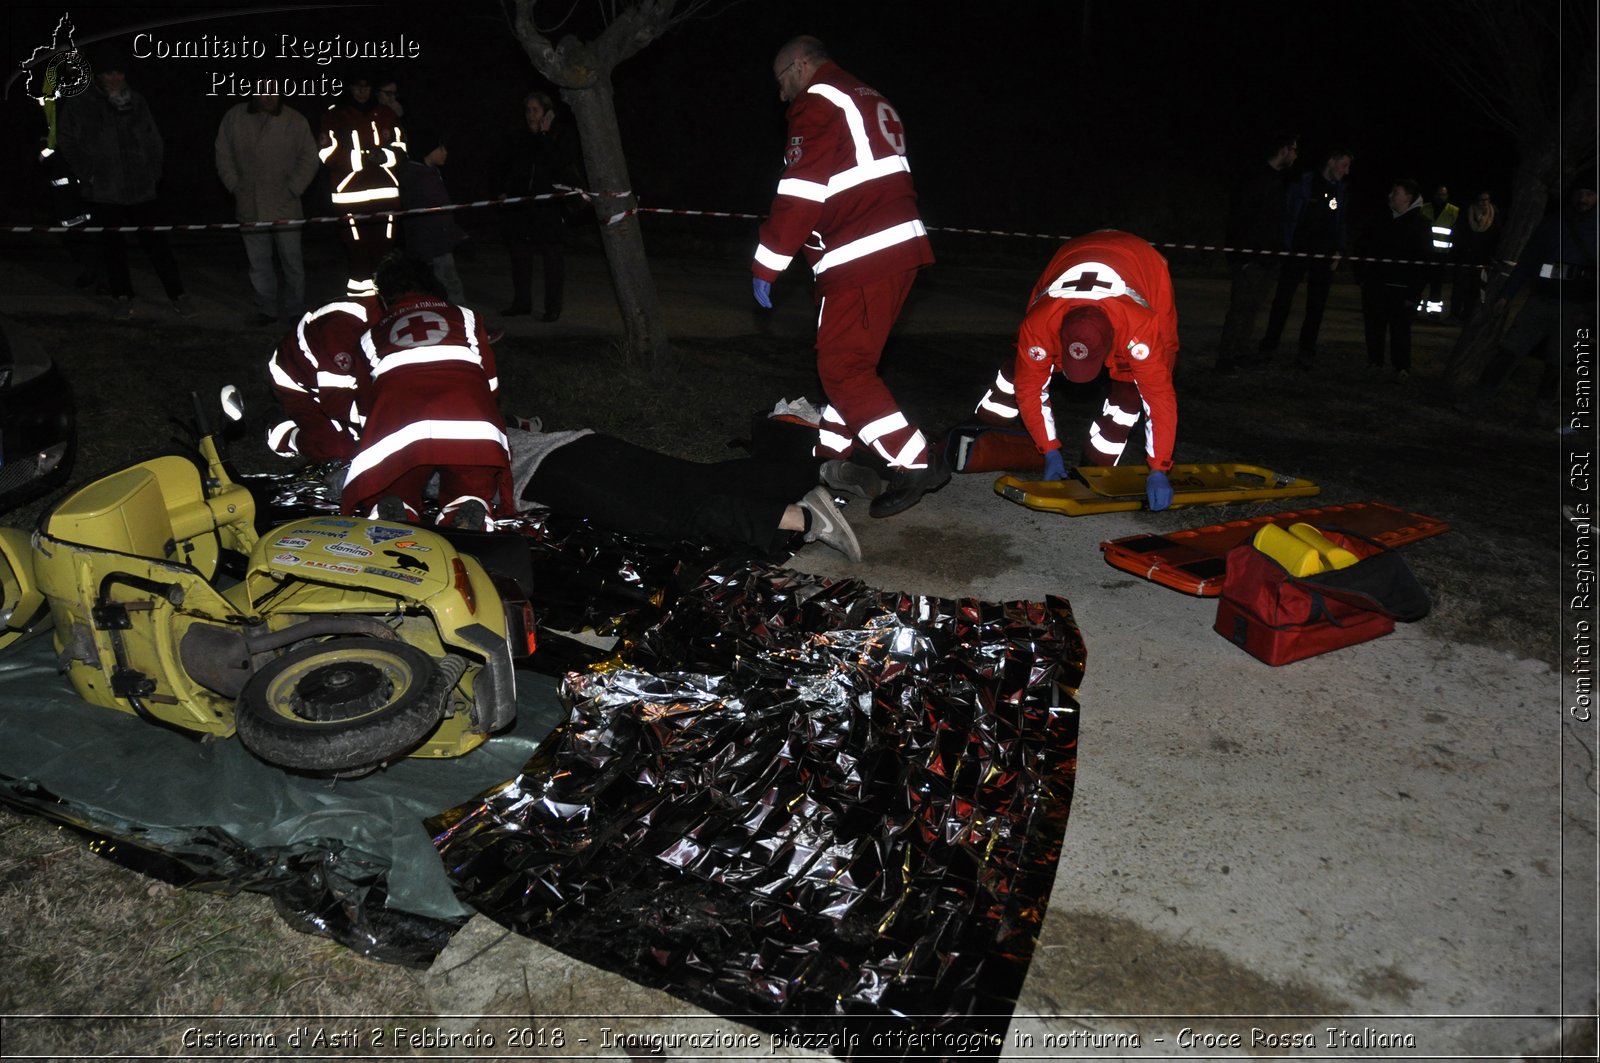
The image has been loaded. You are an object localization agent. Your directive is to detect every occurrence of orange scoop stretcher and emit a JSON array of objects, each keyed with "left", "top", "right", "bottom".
[
  {"left": 995, "top": 463, "right": 1321, "bottom": 517},
  {"left": 1099, "top": 501, "right": 1451, "bottom": 597}
]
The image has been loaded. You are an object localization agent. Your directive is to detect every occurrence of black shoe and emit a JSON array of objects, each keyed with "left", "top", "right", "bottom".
[
  {"left": 375, "top": 495, "right": 411, "bottom": 522},
  {"left": 820, "top": 458, "right": 885, "bottom": 500},
  {"left": 448, "top": 499, "right": 489, "bottom": 531},
  {"left": 539, "top": 309, "right": 561, "bottom": 323},
  {"left": 486, "top": 325, "right": 506, "bottom": 344},
  {"left": 869, "top": 453, "right": 951, "bottom": 518},
  {"left": 246, "top": 312, "right": 279, "bottom": 327},
  {"left": 501, "top": 305, "right": 532, "bottom": 317}
]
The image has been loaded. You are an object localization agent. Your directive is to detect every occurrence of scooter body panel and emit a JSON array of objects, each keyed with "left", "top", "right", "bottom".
[
  {"left": 0, "top": 526, "right": 50, "bottom": 648},
  {"left": 11, "top": 433, "right": 519, "bottom": 765}
]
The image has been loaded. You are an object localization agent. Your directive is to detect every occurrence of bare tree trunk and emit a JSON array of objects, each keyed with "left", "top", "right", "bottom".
[
  {"left": 509, "top": 0, "right": 678, "bottom": 373},
  {"left": 1443, "top": 70, "right": 1596, "bottom": 391},
  {"left": 562, "top": 78, "right": 674, "bottom": 373},
  {"left": 1442, "top": 154, "right": 1551, "bottom": 391}
]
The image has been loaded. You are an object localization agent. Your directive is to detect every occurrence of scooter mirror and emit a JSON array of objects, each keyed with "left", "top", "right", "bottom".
[{"left": 220, "top": 384, "right": 245, "bottom": 423}]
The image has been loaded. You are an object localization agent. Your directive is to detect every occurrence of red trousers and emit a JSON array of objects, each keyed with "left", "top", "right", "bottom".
[
  {"left": 348, "top": 464, "right": 504, "bottom": 526},
  {"left": 813, "top": 269, "right": 930, "bottom": 470}
]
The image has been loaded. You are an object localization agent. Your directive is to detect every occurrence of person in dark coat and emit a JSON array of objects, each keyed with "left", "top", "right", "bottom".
[
  {"left": 56, "top": 50, "right": 190, "bottom": 320},
  {"left": 1353, "top": 178, "right": 1431, "bottom": 376},
  {"left": 1450, "top": 190, "right": 1500, "bottom": 321},
  {"left": 397, "top": 124, "right": 468, "bottom": 305},
  {"left": 1216, "top": 131, "right": 1297, "bottom": 374},
  {"left": 1258, "top": 147, "right": 1354, "bottom": 369},
  {"left": 496, "top": 92, "right": 581, "bottom": 322}
]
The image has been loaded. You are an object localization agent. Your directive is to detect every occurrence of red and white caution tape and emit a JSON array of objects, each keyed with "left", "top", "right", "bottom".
[{"left": 3, "top": 188, "right": 1465, "bottom": 269}]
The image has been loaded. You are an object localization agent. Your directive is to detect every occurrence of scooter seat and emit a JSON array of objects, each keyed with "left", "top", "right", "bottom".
[{"left": 46, "top": 458, "right": 199, "bottom": 560}]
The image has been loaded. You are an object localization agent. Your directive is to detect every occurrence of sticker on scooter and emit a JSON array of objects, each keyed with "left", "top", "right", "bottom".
[
  {"left": 302, "top": 558, "right": 363, "bottom": 575},
  {"left": 364, "top": 526, "right": 414, "bottom": 544},
  {"left": 272, "top": 553, "right": 301, "bottom": 565},
  {"left": 391, "top": 540, "right": 432, "bottom": 552},
  {"left": 325, "top": 541, "right": 373, "bottom": 559},
  {"left": 312, "top": 518, "right": 358, "bottom": 528},
  {"left": 274, "top": 536, "right": 310, "bottom": 549},
  {"left": 381, "top": 550, "right": 427, "bottom": 572},
  {"left": 363, "top": 565, "right": 424, "bottom": 585}
]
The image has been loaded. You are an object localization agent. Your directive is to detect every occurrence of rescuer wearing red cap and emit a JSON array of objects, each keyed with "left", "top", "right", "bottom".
[{"left": 974, "top": 230, "right": 1180, "bottom": 510}]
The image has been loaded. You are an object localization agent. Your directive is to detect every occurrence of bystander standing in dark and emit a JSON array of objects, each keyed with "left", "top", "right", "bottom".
[
  {"left": 1354, "top": 178, "right": 1431, "bottom": 378},
  {"left": 215, "top": 90, "right": 321, "bottom": 326},
  {"left": 1216, "top": 131, "right": 1297, "bottom": 375},
  {"left": 57, "top": 48, "right": 192, "bottom": 321},
  {"left": 1257, "top": 146, "right": 1354, "bottom": 371},
  {"left": 498, "top": 91, "right": 581, "bottom": 322},
  {"left": 1451, "top": 190, "right": 1500, "bottom": 321}
]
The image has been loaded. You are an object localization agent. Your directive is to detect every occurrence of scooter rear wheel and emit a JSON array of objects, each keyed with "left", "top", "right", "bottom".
[{"left": 236, "top": 637, "right": 449, "bottom": 773}]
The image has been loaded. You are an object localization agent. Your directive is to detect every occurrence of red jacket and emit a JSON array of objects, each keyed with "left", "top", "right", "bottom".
[
  {"left": 340, "top": 296, "right": 512, "bottom": 515},
  {"left": 753, "top": 61, "right": 933, "bottom": 298},
  {"left": 319, "top": 100, "right": 404, "bottom": 210},
  {"left": 266, "top": 298, "right": 380, "bottom": 461},
  {"left": 1013, "top": 231, "right": 1181, "bottom": 471}
]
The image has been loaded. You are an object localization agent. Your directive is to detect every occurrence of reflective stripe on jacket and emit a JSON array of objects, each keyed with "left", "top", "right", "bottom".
[{"left": 753, "top": 62, "right": 933, "bottom": 298}]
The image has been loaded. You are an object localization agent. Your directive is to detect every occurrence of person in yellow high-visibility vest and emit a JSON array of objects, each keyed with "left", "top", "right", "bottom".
[{"left": 1419, "top": 185, "right": 1459, "bottom": 317}]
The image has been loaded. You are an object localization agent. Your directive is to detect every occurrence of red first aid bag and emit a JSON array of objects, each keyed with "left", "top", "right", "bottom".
[
  {"left": 1213, "top": 528, "right": 1430, "bottom": 665},
  {"left": 945, "top": 423, "right": 1045, "bottom": 473}
]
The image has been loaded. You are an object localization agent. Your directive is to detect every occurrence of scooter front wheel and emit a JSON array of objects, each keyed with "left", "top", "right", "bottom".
[{"left": 236, "top": 637, "right": 449, "bottom": 774}]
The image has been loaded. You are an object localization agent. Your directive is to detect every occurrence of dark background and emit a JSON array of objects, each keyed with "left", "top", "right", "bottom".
[{"left": 0, "top": 1, "right": 1581, "bottom": 261}]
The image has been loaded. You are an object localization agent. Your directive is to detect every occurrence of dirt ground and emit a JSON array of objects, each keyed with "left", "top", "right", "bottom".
[{"left": 0, "top": 238, "right": 1578, "bottom": 1058}]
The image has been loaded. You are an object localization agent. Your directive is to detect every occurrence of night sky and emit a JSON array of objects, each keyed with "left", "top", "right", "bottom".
[{"left": 0, "top": 1, "right": 1580, "bottom": 256}]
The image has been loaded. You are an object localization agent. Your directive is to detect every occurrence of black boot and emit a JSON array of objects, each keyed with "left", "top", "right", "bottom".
[{"left": 869, "top": 453, "right": 951, "bottom": 518}]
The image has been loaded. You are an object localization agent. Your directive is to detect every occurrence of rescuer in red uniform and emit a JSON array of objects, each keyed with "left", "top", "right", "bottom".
[
  {"left": 340, "top": 256, "right": 512, "bottom": 529},
  {"left": 265, "top": 296, "right": 381, "bottom": 461},
  {"left": 320, "top": 75, "right": 404, "bottom": 297},
  {"left": 973, "top": 230, "right": 1181, "bottom": 510},
  {"left": 751, "top": 36, "right": 944, "bottom": 518}
]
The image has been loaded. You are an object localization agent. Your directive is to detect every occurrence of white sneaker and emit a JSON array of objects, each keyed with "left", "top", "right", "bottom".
[{"left": 799, "top": 485, "right": 861, "bottom": 562}]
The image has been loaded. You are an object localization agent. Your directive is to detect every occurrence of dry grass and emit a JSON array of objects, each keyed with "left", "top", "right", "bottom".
[{"left": 0, "top": 808, "right": 431, "bottom": 1058}]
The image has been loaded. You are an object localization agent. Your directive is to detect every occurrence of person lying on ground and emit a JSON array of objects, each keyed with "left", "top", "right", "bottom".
[{"left": 507, "top": 422, "right": 862, "bottom": 562}]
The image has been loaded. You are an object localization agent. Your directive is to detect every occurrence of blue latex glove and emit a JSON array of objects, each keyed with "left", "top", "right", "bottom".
[
  {"left": 1041, "top": 448, "right": 1068, "bottom": 482},
  {"left": 1145, "top": 469, "right": 1173, "bottom": 511},
  {"left": 752, "top": 277, "right": 773, "bottom": 308}
]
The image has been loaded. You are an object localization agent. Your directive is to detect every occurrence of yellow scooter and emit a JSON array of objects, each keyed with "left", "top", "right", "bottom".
[{"left": 0, "top": 389, "right": 532, "bottom": 774}]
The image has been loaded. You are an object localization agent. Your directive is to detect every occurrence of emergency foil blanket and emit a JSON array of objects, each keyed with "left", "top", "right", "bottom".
[{"left": 428, "top": 561, "right": 1084, "bottom": 1058}]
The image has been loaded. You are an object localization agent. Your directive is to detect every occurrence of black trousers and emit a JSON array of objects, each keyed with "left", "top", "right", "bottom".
[
  {"left": 1360, "top": 282, "right": 1421, "bottom": 370},
  {"left": 525, "top": 435, "right": 819, "bottom": 555},
  {"left": 1217, "top": 260, "right": 1278, "bottom": 364},
  {"left": 506, "top": 223, "right": 566, "bottom": 314},
  {"left": 1260, "top": 257, "right": 1335, "bottom": 357},
  {"left": 93, "top": 200, "right": 184, "bottom": 300}
]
